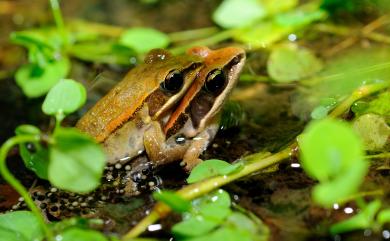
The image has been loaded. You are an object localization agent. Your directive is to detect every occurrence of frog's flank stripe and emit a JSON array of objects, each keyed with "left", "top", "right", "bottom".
[{"left": 95, "top": 93, "right": 149, "bottom": 142}]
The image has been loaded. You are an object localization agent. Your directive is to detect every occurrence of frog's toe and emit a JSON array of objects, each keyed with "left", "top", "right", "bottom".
[{"left": 182, "top": 158, "right": 203, "bottom": 172}]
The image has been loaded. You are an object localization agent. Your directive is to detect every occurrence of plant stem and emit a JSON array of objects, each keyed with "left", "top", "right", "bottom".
[
  {"left": 122, "top": 146, "right": 292, "bottom": 239},
  {"left": 366, "top": 153, "right": 390, "bottom": 159},
  {"left": 328, "top": 81, "right": 390, "bottom": 118},
  {"left": 168, "top": 27, "right": 219, "bottom": 42},
  {"left": 170, "top": 29, "right": 236, "bottom": 55},
  {"left": 0, "top": 135, "right": 54, "bottom": 240},
  {"left": 49, "top": 0, "right": 67, "bottom": 45},
  {"left": 240, "top": 74, "right": 271, "bottom": 83}
]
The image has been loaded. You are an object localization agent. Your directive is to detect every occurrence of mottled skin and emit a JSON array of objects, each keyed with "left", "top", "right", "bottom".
[
  {"left": 143, "top": 46, "right": 246, "bottom": 170},
  {"left": 76, "top": 49, "right": 202, "bottom": 164}
]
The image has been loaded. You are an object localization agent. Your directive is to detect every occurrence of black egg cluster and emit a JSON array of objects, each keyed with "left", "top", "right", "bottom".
[{"left": 12, "top": 161, "right": 163, "bottom": 219}]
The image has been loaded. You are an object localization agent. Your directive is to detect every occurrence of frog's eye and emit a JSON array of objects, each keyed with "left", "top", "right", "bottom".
[
  {"left": 204, "top": 69, "right": 226, "bottom": 95},
  {"left": 160, "top": 70, "right": 184, "bottom": 94}
]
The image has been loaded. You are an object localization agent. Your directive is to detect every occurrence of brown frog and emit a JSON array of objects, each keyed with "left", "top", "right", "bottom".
[
  {"left": 76, "top": 49, "right": 203, "bottom": 164},
  {"left": 77, "top": 47, "right": 245, "bottom": 172}
]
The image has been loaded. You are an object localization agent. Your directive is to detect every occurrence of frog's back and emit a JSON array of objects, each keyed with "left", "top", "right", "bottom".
[{"left": 76, "top": 54, "right": 199, "bottom": 142}]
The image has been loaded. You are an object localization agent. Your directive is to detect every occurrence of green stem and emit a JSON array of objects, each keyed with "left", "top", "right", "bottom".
[
  {"left": 365, "top": 153, "right": 390, "bottom": 159},
  {"left": 49, "top": 0, "right": 67, "bottom": 45},
  {"left": 0, "top": 136, "right": 54, "bottom": 240},
  {"left": 314, "top": 23, "right": 390, "bottom": 45},
  {"left": 122, "top": 146, "right": 292, "bottom": 239},
  {"left": 240, "top": 74, "right": 271, "bottom": 83},
  {"left": 168, "top": 27, "right": 220, "bottom": 42},
  {"left": 328, "top": 81, "right": 390, "bottom": 118},
  {"left": 170, "top": 29, "right": 236, "bottom": 55}
]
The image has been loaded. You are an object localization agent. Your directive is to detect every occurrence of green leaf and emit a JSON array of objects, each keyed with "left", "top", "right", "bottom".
[
  {"left": 119, "top": 28, "right": 170, "bottom": 54},
  {"left": 194, "top": 189, "right": 231, "bottom": 209},
  {"left": 42, "top": 79, "right": 86, "bottom": 118},
  {"left": 227, "top": 212, "right": 269, "bottom": 240},
  {"left": 49, "top": 127, "right": 106, "bottom": 193},
  {"left": 275, "top": 8, "right": 327, "bottom": 27},
  {"left": 213, "top": 0, "right": 298, "bottom": 29},
  {"left": 61, "top": 228, "right": 108, "bottom": 241},
  {"left": 364, "top": 91, "right": 390, "bottom": 117},
  {"left": 213, "top": 0, "right": 265, "bottom": 29},
  {"left": 234, "top": 2, "right": 324, "bottom": 47},
  {"left": 15, "top": 125, "right": 40, "bottom": 136},
  {"left": 199, "top": 204, "right": 231, "bottom": 223},
  {"left": 10, "top": 29, "right": 63, "bottom": 51},
  {"left": 0, "top": 227, "right": 28, "bottom": 241},
  {"left": 352, "top": 114, "right": 390, "bottom": 151},
  {"left": 187, "top": 159, "right": 234, "bottom": 183},
  {"left": 299, "top": 118, "right": 365, "bottom": 181},
  {"left": 310, "top": 106, "right": 329, "bottom": 120},
  {"left": 153, "top": 191, "right": 191, "bottom": 213},
  {"left": 311, "top": 98, "right": 338, "bottom": 120},
  {"left": 0, "top": 211, "right": 44, "bottom": 241},
  {"left": 15, "top": 125, "right": 49, "bottom": 179},
  {"left": 185, "top": 227, "right": 252, "bottom": 241},
  {"left": 172, "top": 216, "right": 219, "bottom": 237},
  {"left": 299, "top": 119, "right": 368, "bottom": 207},
  {"left": 15, "top": 58, "right": 70, "bottom": 98},
  {"left": 312, "top": 160, "right": 368, "bottom": 206},
  {"left": 19, "top": 144, "right": 49, "bottom": 180},
  {"left": 330, "top": 200, "right": 381, "bottom": 234},
  {"left": 267, "top": 44, "right": 323, "bottom": 82},
  {"left": 377, "top": 208, "right": 390, "bottom": 225},
  {"left": 69, "top": 41, "right": 136, "bottom": 65}
]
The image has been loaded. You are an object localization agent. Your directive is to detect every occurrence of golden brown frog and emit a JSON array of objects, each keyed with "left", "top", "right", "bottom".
[
  {"left": 76, "top": 49, "right": 203, "bottom": 164},
  {"left": 76, "top": 47, "right": 245, "bottom": 174}
]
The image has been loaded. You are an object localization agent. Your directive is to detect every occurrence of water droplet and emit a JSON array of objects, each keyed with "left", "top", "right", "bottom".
[
  {"left": 288, "top": 34, "right": 297, "bottom": 41},
  {"left": 148, "top": 224, "right": 162, "bottom": 232},
  {"left": 291, "top": 163, "right": 300, "bottom": 168},
  {"left": 383, "top": 230, "right": 390, "bottom": 239},
  {"left": 344, "top": 207, "right": 354, "bottom": 214}
]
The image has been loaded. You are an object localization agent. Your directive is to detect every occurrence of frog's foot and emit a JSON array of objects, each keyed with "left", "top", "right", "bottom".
[{"left": 181, "top": 158, "right": 202, "bottom": 172}]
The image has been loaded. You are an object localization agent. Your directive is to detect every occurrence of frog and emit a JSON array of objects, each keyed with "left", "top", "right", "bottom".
[
  {"left": 76, "top": 49, "right": 203, "bottom": 164},
  {"left": 142, "top": 46, "right": 246, "bottom": 171}
]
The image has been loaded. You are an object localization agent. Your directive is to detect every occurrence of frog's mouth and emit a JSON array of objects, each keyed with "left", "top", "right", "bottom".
[{"left": 190, "top": 52, "right": 246, "bottom": 131}]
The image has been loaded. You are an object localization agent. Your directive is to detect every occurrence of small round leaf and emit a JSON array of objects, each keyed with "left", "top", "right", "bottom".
[
  {"left": 352, "top": 114, "right": 390, "bottom": 151},
  {"left": 119, "top": 28, "right": 170, "bottom": 54},
  {"left": 267, "top": 44, "right": 323, "bottom": 82},
  {"left": 0, "top": 211, "right": 43, "bottom": 241},
  {"left": 61, "top": 228, "right": 108, "bottom": 241},
  {"left": 42, "top": 79, "right": 86, "bottom": 116},
  {"left": 187, "top": 159, "right": 234, "bottom": 184},
  {"left": 213, "top": 0, "right": 265, "bottom": 28},
  {"left": 172, "top": 216, "right": 219, "bottom": 237},
  {"left": 298, "top": 119, "right": 365, "bottom": 182},
  {"left": 15, "top": 58, "right": 70, "bottom": 98},
  {"left": 49, "top": 127, "right": 105, "bottom": 193},
  {"left": 153, "top": 191, "right": 191, "bottom": 213}
]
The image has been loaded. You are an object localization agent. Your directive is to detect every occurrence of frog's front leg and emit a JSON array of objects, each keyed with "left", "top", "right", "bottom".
[
  {"left": 143, "top": 121, "right": 190, "bottom": 166},
  {"left": 181, "top": 122, "right": 219, "bottom": 171}
]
